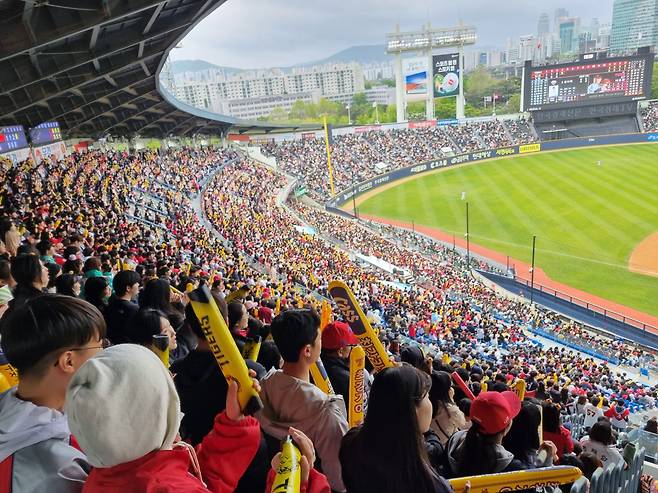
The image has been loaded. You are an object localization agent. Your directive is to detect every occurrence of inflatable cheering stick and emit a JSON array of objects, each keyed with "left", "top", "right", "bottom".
[
  {"left": 348, "top": 345, "right": 366, "bottom": 428},
  {"left": 151, "top": 334, "right": 170, "bottom": 368},
  {"left": 241, "top": 336, "right": 262, "bottom": 361},
  {"left": 271, "top": 435, "right": 302, "bottom": 493},
  {"left": 0, "top": 349, "right": 19, "bottom": 392},
  {"left": 451, "top": 371, "right": 476, "bottom": 401},
  {"left": 448, "top": 465, "right": 581, "bottom": 493},
  {"left": 225, "top": 285, "right": 251, "bottom": 303},
  {"left": 310, "top": 357, "right": 335, "bottom": 395},
  {"left": 188, "top": 285, "right": 263, "bottom": 415},
  {"left": 328, "top": 280, "right": 393, "bottom": 372}
]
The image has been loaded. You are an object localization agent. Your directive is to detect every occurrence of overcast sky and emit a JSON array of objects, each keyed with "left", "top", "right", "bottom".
[{"left": 174, "top": 0, "right": 615, "bottom": 69}]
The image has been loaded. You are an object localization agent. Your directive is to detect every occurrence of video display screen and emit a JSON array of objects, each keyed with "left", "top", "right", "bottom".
[
  {"left": 29, "top": 121, "right": 62, "bottom": 145},
  {"left": 0, "top": 126, "right": 29, "bottom": 153},
  {"left": 523, "top": 54, "right": 653, "bottom": 111}
]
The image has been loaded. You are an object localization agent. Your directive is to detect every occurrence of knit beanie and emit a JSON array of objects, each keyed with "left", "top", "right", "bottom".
[{"left": 65, "top": 344, "right": 181, "bottom": 468}]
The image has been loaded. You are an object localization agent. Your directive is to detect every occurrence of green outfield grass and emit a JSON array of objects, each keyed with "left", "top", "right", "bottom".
[{"left": 358, "top": 144, "right": 658, "bottom": 317}]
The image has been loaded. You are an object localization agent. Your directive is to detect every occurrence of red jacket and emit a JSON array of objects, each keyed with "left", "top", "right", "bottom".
[
  {"left": 543, "top": 426, "right": 574, "bottom": 460},
  {"left": 81, "top": 411, "right": 260, "bottom": 492}
]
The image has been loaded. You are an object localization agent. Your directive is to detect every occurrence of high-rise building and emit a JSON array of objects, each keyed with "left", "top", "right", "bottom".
[
  {"left": 538, "top": 13, "right": 551, "bottom": 37},
  {"left": 597, "top": 23, "right": 612, "bottom": 50},
  {"left": 519, "top": 35, "right": 537, "bottom": 62},
  {"left": 610, "top": 0, "right": 658, "bottom": 54},
  {"left": 169, "top": 63, "right": 365, "bottom": 119},
  {"left": 554, "top": 8, "right": 569, "bottom": 28},
  {"left": 558, "top": 17, "right": 581, "bottom": 54}
]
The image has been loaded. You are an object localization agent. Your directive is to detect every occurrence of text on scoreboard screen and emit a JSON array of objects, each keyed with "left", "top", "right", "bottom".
[
  {"left": 0, "top": 126, "right": 29, "bottom": 153},
  {"left": 524, "top": 54, "right": 653, "bottom": 111},
  {"left": 29, "top": 121, "right": 62, "bottom": 146}
]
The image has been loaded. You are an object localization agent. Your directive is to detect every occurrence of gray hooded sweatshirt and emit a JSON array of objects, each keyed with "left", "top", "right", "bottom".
[
  {"left": 256, "top": 369, "right": 349, "bottom": 492},
  {"left": 446, "top": 429, "right": 519, "bottom": 476},
  {"left": 0, "top": 388, "right": 89, "bottom": 492}
]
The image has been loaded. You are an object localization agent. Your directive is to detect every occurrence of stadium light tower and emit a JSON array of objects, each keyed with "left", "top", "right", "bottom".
[{"left": 386, "top": 22, "right": 476, "bottom": 122}]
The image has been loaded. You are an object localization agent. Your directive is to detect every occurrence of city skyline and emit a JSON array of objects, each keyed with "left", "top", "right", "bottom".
[{"left": 174, "top": 0, "right": 615, "bottom": 69}]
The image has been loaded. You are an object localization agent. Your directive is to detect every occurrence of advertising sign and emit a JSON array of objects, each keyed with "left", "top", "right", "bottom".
[
  {"left": 403, "top": 57, "right": 428, "bottom": 99},
  {"left": 432, "top": 53, "right": 461, "bottom": 98}
]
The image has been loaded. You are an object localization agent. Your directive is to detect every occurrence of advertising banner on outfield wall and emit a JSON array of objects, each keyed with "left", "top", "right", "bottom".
[
  {"left": 403, "top": 57, "right": 429, "bottom": 100},
  {"left": 432, "top": 53, "right": 460, "bottom": 98}
]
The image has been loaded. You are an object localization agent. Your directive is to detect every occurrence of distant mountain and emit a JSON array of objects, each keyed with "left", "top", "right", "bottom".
[
  {"left": 296, "top": 44, "right": 392, "bottom": 66},
  {"left": 171, "top": 59, "right": 244, "bottom": 75},
  {"left": 172, "top": 44, "right": 393, "bottom": 75}
]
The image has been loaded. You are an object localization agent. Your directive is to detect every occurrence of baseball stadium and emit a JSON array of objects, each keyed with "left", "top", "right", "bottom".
[{"left": 0, "top": 1, "right": 657, "bottom": 492}]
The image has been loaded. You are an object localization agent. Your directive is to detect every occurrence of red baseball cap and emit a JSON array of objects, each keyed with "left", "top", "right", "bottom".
[
  {"left": 321, "top": 321, "right": 358, "bottom": 350},
  {"left": 470, "top": 391, "right": 522, "bottom": 435}
]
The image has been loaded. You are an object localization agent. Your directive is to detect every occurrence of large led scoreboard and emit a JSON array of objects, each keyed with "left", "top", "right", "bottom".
[
  {"left": 523, "top": 53, "right": 653, "bottom": 112},
  {"left": 0, "top": 126, "right": 29, "bottom": 153},
  {"left": 29, "top": 122, "right": 63, "bottom": 145}
]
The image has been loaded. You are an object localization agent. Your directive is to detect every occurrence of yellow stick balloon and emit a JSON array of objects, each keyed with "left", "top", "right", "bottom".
[
  {"left": 151, "top": 334, "right": 170, "bottom": 368},
  {"left": 188, "top": 285, "right": 263, "bottom": 415},
  {"left": 225, "top": 285, "right": 251, "bottom": 303},
  {"left": 328, "top": 281, "right": 393, "bottom": 372},
  {"left": 348, "top": 345, "right": 366, "bottom": 428},
  {"left": 310, "top": 357, "right": 335, "bottom": 395},
  {"left": 271, "top": 435, "right": 301, "bottom": 493},
  {"left": 448, "top": 466, "right": 581, "bottom": 493}
]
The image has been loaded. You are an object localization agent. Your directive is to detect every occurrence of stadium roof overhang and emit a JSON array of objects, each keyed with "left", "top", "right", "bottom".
[{"left": 0, "top": 0, "right": 319, "bottom": 139}]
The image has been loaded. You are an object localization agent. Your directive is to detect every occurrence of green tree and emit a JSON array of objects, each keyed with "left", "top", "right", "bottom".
[
  {"left": 652, "top": 62, "right": 658, "bottom": 99},
  {"left": 434, "top": 98, "right": 456, "bottom": 119}
]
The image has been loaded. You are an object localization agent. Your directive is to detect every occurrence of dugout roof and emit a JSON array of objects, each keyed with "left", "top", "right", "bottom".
[{"left": 0, "top": 0, "right": 317, "bottom": 139}]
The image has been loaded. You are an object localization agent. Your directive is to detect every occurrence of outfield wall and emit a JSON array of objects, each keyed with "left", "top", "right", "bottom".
[{"left": 325, "top": 132, "right": 658, "bottom": 209}]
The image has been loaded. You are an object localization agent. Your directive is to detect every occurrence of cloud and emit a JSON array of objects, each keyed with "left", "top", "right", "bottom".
[{"left": 174, "top": 0, "right": 614, "bottom": 68}]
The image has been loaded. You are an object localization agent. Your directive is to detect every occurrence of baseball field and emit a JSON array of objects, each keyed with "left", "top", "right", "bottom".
[{"left": 356, "top": 144, "right": 658, "bottom": 318}]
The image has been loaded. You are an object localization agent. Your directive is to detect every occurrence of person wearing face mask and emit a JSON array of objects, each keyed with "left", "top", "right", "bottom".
[
  {"left": 104, "top": 271, "right": 141, "bottom": 344},
  {"left": 320, "top": 321, "right": 359, "bottom": 404},
  {"left": 339, "top": 364, "right": 453, "bottom": 493},
  {"left": 0, "top": 295, "right": 107, "bottom": 492}
]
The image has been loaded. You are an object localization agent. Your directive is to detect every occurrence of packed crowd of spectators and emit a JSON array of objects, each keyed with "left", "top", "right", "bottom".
[
  {"left": 0, "top": 146, "right": 655, "bottom": 493},
  {"left": 641, "top": 101, "right": 658, "bottom": 132},
  {"left": 262, "top": 118, "right": 538, "bottom": 199}
]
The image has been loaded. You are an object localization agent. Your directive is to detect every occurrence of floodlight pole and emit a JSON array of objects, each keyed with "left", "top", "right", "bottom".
[
  {"left": 465, "top": 201, "right": 470, "bottom": 268},
  {"left": 457, "top": 41, "right": 466, "bottom": 119},
  {"left": 352, "top": 169, "right": 358, "bottom": 219},
  {"left": 530, "top": 235, "right": 536, "bottom": 304}
]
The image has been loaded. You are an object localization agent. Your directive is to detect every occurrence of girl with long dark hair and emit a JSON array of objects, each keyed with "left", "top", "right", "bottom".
[
  {"left": 139, "top": 278, "right": 192, "bottom": 361},
  {"left": 541, "top": 401, "right": 574, "bottom": 459},
  {"left": 445, "top": 390, "right": 523, "bottom": 478},
  {"left": 429, "top": 371, "right": 466, "bottom": 445},
  {"left": 83, "top": 276, "right": 111, "bottom": 314},
  {"left": 7, "top": 254, "right": 49, "bottom": 311},
  {"left": 339, "top": 364, "right": 452, "bottom": 493},
  {"left": 503, "top": 400, "right": 558, "bottom": 468}
]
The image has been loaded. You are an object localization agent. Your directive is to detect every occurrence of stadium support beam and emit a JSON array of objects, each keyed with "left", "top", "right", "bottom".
[
  {"left": 2, "top": 18, "right": 192, "bottom": 95},
  {"left": 101, "top": 99, "right": 169, "bottom": 134},
  {"left": 1, "top": 0, "right": 164, "bottom": 63},
  {"left": 66, "top": 88, "right": 157, "bottom": 132},
  {"left": 143, "top": 2, "right": 166, "bottom": 34},
  {"left": 129, "top": 107, "right": 181, "bottom": 135},
  {"left": 36, "top": 74, "right": 155, "bottom": 126},
  {"left": 3, "top": 49, "right": 163, "bottom": 120}
]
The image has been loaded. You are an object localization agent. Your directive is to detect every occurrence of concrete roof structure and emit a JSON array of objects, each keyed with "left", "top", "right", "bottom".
[{"left": 0, "top": 0, "right": 319, "bottom": 139}]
